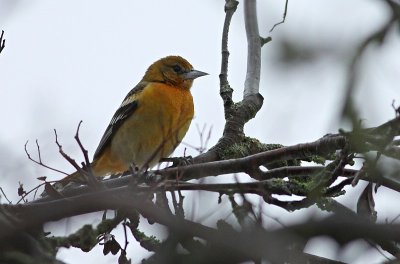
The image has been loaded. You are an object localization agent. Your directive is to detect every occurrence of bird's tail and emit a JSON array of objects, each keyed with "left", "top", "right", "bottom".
[
  {"left": 56, "top": 170, "right": 87, "bottom": 188},
  {"left": 56, "top": 160, "right": 100, "bottom": 188}
]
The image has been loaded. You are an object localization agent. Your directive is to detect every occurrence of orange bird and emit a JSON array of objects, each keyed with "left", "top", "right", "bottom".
[{"left": 59, "top": 56, "right": 207, "bottom": 186}]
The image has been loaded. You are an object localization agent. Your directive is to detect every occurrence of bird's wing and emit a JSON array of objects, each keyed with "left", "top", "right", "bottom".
[{"left": 93, "top": 81, "right": 147, "bottom": 159}]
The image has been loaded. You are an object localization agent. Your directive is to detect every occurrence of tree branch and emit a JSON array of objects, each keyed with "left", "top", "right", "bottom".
[
  {"left": 0, "top": 30, "right": 5, "bottom": 54},
  {"left": 244, "top": 0, "right": 261, "bottom": 98},
  {"left": 193, "top": 0, "right": 264, "bottom": 164},
  {"left": 219, "top": 0, "right": 238, "bottom": 107},
  {"left": 4, "top": 191, "right": 400, "bottom": 263},
  {"left": 341, "top": 4, "right": 398, "bottom": 125},
  {"left": 27, "top": 117, "right": 400, "bottom": 206}
]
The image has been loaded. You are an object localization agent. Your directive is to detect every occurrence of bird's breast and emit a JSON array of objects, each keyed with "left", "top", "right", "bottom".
[
  {"left": 111, "top": 82, "right": 194, "bottom": 168},
  {"left": 138, "top": 82, "right": 194, "bottom": 129}
]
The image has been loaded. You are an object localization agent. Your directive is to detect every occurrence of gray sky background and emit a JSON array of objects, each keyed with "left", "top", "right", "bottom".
[{"left": 1, "top": 0, "right": 400, "bottom": 263}]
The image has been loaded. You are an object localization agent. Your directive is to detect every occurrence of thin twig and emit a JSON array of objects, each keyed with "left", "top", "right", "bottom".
[
  {"left": 54, "top": 129, "right": 101, "bottom": 188},
  {"left": 123, "top": 219, "right": 129, "bottom": 252},
  {"left": 390, "top": 213, "right": 400, "bottom": 224},
  {"left": 196, "top": 124, "right": 207, "bottom": 153},
  {"left": 181, "top": 124, "right": 212, "bottom": 154},
  {"left": 24, "top": 140, "right": 68, "bottom": 175},
  {"left": 74, "top": 121, "right": 99, "bottom": 187},
  {"left": 0, "top": 187, "right": 12, "bottom": 204},
  {"left": 204, "top": 125, "right": 213, "bottom": 151},
  {"left": 18, "top": 182, "right": 27, "bottom": 203},
  {"left": 0, "top": 30, "right": 5, "bottom": 54},
  {"left": 341, "top": 14, "right": 396, "bottom": 124},
  {"left": 269, "top": 0, "right": 289, "bottom": 32},
  {"left": 391, "top": 100, "right": 400, "bottom": 117},
  {"left": 54, "top": 129, "right": 84, "bottom": 173},
  {"left": 16, "top": 182, "right": 49, "bottom": 204},
  {"left": 74, "top": 121, "right": 91, "bottom": 169},
  {"left": 35, "top": 140, "right": 42, "bottom": 163}
]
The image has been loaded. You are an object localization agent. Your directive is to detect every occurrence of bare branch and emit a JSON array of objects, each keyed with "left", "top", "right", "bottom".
[
  {"left": 16, "top": 182, "right": 48, "bottom": 204},
  {"left": 177, "top": 134, "right": 346, "bottom": 181},
  {"left": 3, "top": 2, "right": 400, "bottom": 262},
  {"left": 0, "top": 187, "right": 12, "bottom": 204},
  {"left": 219, "top": 0, "right": 238, "bottom": 107},
  {"left": 244, "top": 0, "right": 261, "bottom": 98},
  {"left": 54, "top": 129, "right": 84, "bottom": 173},
  {"left": 181, "top": 124, "right": 212, "bottom": 154},
  {"left": 31, "top": 167, "right": 354, "bottom": 205},
  {"left": 74, "top": 121, "right": 91, "bottom": 169},
  {"left": 269, "top": 0, "right": 289, "bottom": 32},
  {"left": 122, "top": 219, "right": 129, "bottom": 252},
  {"left": 4, "top": 189, "right": 400, "bottom": 264},
  {"left": 24, "top": 140, "right": 69, "bottom": 175},
  {"left": 54, "top": 129, "right": 102, "bottom": 188},
  {"left": 73, "top": 121, "right": 99, "bottom": 187},
  {"left": 0, "top": 30, "right": 5, "bottom": 54},
  {"left": 193, "top": 0, "right": 264, "bottom": 164},
  {"left": 341, "top": 10, "right": 397, "bottom": 124},
  {"left": 21, "top": 115, "right": 398, "bottom": 207}
]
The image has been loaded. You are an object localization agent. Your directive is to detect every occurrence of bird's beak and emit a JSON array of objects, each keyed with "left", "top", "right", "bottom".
[{"left": 182, "top": 70, "right": 208, "bottom": 80}]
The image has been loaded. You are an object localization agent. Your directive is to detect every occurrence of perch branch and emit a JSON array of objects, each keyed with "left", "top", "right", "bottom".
[{"left": 28, "top": 117, "right": 400, "bottom": 205}]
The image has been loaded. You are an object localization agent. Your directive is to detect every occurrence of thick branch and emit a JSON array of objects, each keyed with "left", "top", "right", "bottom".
[
  {"left": 31, "top": 117, "right": 400, "bottom": 206},
  {"left": 4, "top": 192, "right": 400, "bottom": 263},
  {"left": 189, "top": 134, "right": 346, "bottom": 180},
  {"left": 193, "top": 0, "right": 264, "bottom": 164}
]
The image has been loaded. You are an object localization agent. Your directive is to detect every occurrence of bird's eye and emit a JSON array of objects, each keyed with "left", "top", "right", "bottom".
[{"left": 172, "top": 65, "right": 182, "bottom": 73}]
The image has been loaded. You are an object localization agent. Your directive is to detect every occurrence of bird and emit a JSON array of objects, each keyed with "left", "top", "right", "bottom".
[{"left": 58, "top": 55, "right": 207, "bottom": 186}]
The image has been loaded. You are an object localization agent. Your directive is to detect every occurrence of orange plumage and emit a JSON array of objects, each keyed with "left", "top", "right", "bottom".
[{"left": 59, "top": 56, "right": 207, "bottom": 186}]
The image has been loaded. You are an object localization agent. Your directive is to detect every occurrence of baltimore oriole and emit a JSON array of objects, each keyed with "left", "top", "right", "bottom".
[{"left": 59, "top": 55, "right": 207, "bottom": 186}]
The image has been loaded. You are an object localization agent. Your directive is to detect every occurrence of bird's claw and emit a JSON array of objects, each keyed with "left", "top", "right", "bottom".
[
  {"left": 141, "top": 171, "right": 162, "bottom": 184},
  {"left": 161, "top": 156, "right": 193, "bottom": 167}
]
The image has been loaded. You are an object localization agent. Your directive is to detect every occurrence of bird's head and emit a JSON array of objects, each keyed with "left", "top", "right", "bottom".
[{"left": 142, "top": 55, "right": 208, "bottom": 90}]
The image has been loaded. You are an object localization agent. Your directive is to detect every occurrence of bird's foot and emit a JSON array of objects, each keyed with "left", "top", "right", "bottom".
[
  {"left": 161, "top": 156, "right": 193, "bottom": 168},
  {"left": 141, "top": 171, "right": 162, "bottom": 184}
]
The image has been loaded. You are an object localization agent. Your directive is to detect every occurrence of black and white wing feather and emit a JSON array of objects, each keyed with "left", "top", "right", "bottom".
[{"left": 93, "top": 82, "right": 147, "bottom": 159}]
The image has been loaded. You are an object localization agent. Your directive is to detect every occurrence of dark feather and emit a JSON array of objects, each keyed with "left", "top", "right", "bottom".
[{"left": 93, "top": 82, "right": 147, "bottom": 159}]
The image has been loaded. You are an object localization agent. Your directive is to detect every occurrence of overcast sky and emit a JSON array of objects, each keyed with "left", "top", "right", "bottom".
[{"left": 1, "top": 0, "right": 400, "bottom": 263}]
